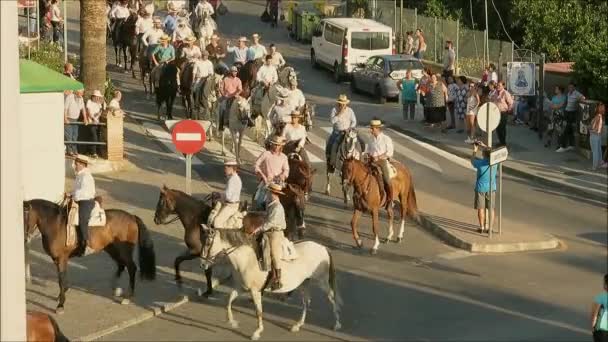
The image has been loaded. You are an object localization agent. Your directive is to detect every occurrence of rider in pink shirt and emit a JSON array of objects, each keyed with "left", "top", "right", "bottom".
[{"left": 253, "top": 136, "right": 289, "bottom": 209}]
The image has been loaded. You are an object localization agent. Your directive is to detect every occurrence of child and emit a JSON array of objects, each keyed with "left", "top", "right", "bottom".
[
  {"left": 464, "top": 82, "right": 479, "bottom": 143},
  {"left": 590, "top": 102, "right": 607, "bottom": 170},
  {"left": 108, "top": 90, "right": 122, "bottom": 111}
]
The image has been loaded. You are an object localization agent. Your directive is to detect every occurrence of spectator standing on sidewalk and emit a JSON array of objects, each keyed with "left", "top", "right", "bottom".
[
  {"left": 446, "top": 76, "right": 458, "bottom": 129},
  {"left": 63, "top": 63, "right": 75, "bottom": 79},
  {"left": 591, "top": 273, "right": 608, "bottom": 342},
  {"left": 86, "top": 90, "right": 104, "bottom": 159},
  {"left": 64, "top": 89, "right": 85, "bottom": 156},
  {"left": 490, "top": 80, "right": 513, "bottom": 146},
  {"left": 471, "top": 143, "right": 497, "bottom": 234},
  {"left": 50, "top": 0, "right": 62, "bottom": 44},
  {"left": 442, "top": 40, "right": 456, "bottom": 80},
  {"left": 414, "top": 28, "right": 426, "bottom": 60},
  {"left": 422, "top": 74, "right": 448, "bottom": 131},
  {"left": 589, "top": 102, "right": 607, "bottom": 170},
  {"left": 404, "top": 31, "right": 414, "bottom": 55},
  {"left": 455, "top": 76, "right": 468, "bottom": 128},
  {"left": 544, "top": 85, "right": 566, "bottom": 148},
  {"left": 557, "top": 82, "right": 586, "bottom": 153},
  {"left": 489, "top": 63, "right": 498, "bottom": 83},
  {"left": 397, "top": 69, "right": 418, "bottom": 120},
  {"left": 418, "top": 68, "right": 431, "bottom": 122},
  {"left": 465, "top": 82, "right": 480, "bottom": 143}
]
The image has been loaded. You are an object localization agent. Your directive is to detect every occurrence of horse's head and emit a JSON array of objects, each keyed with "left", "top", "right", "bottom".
[
  {"left": 341, "top": 157, "right": 358, "bottom": 186},
  {"left": 154, "top": 185, "right": 177, "bottom": 225},
  {"left": 342, "top": 129, "right": 360, "bottom": 159},
  {"left": 22, "top": 201, "right": 37, "bottom": 241},
  {"left": 200, "top": 226, "right": 253, "bottom": 267}
]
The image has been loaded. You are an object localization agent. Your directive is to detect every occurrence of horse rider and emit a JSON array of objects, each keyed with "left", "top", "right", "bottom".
[
  {"left": 364, "top": 119, "right": 395, "bottom": 202},
  {"left": 135, "top": 8, "right": 153, "bottom": 53},
  {"left": 283, "top": 110, "right": 309, "bottom": 164},
  {"left": 69, "top": 155, "right": 96, "bottom": 257},
  {"left": 218, "top": 66, "right": 243, "bottom": 131},
  {"left": 254, "top": 54, "right": 278, "bottom": 103},
  {"left": 253, "top": 135, "right": 289, "bottom": 210},
  {"left": 268, "top": 43, "right": 285, "bottom": 68},
  {"left": 285, "top": 81, "right": 305, "bottom": 112},
  {"left": 194, "top": 0, "right": 215, "bottom": 18},
  {"left": 253, "top": 182, "right": 287, "bottom": 290},
  {"left": 226, "top": 36, "right": 249, "bottom": 69},
  {"left": 172, "top": 17, "right": 194, "bottom": 48},
  {"left": 326, "top": 94, "right": 357, "bottom": 164},
  {"left": 206, "top": 33, "right": 228, "bottom": 74},
  {"left": 269, "top": 88, "right": 292, "bottom": 134},
  {"left": 192, "top": 49, "right": 214, "bottom": 100},
  {"left": 247, "top": 33, "right": 267, "bottom": 62},
  {"left": 109, "top": 0, "right": 130, "bottom": 40},
  {"left": 163, "top": 5, "right": 178, "bottom": 37},
  {"left": 141, "top": 16, "right": 164, "bottom": 66},
  {"left": 180, "top": 35, "right": 202, "bottom": 61},
  {"left": 208, "top": 159, "right": 242, "bottom": 229},
  {"left": 151, "top": 34, "right": 176, "bottom": 89}
]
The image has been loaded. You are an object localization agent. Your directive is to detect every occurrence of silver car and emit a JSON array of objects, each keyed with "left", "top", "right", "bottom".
[{"left": 350, "top": 54, "right": 424, "bottom": 103}]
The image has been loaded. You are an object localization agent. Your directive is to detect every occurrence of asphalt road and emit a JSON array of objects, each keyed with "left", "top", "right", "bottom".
[{"left": 47, "top": 1, "right": 608, "bottom": 340}]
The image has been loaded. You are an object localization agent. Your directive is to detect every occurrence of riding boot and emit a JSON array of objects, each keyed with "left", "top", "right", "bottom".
[{"left": 271, "top": 269, "right": 282, "bottom": 290}]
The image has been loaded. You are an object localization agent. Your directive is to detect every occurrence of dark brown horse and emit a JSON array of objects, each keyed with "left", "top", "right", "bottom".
[
  {"left": 282, "top": 141, "right": 316, "bottom": 240},
  {"left": 178, "top": 59, "right": 197, "bottom": 119},
  {"left": 341, "top": 158, "right": 420, "bottom": 255},
  {"left": 138, "top": 47, "right": 153, "bottom": 96},
  {"left": 113, "top": 12, "right": 138, "bottom": 74},
  {"left": 238, "top": 59, "right": 262, "bottom": 93},
  {"left": 23, "top": 199, "right": 156, "bottom": 313},
  {"left": 27, "top": 310, "right": 70, "bottom": 342}
]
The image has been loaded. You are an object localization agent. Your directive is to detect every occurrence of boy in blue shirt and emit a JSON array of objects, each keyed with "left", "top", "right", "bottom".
[
  {"left": 592, "top": 273, "right": 608, "bottom": 342},
  {"left": 471, "top": 143, "right": 497, "bottom": 234}
]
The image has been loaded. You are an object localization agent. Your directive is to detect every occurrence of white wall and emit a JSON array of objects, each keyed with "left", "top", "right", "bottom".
[
  {"left": 1, "top": 0, "right": 27, "bottom": 340},
  {"left": 19, "top": 92, "right": 66, "bottom": 201}
]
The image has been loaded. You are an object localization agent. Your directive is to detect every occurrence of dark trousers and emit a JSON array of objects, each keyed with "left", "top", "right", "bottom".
[
  {"left": 77, "top": 199, "right": 95, "bottom": 247},
  {"left": 496, "top": 112, "right": 508, "bottom": 146},
  {"left": 64, "top": 120, "right": 79, "bottom": 154},
  {"left": 560, "top": 110, "right": 577, "bottom": 148},
  {"left": 51, "top": 20, "right": 61, "bottom": 43},
  {"left": 269, "top": 5, "right": 278, "bottom": 26},
  {"left": 593, "top": 330, "right": 608, "bottom": 342},
  {"left": 89, "top": 125, "right": 100, "bottom": 156},
  {"left": 402, "top": 101, "right": 416, "bottom": 120},
  {"left": 447, "top": 101, "right": 456, "bottom": 127}
]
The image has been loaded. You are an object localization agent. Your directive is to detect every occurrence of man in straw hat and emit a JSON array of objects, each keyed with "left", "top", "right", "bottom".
[
  {"left": 285, "top": 80, "right": 305, "bottom": 112},
  {"left": 253, "top": 182, "right": 287, "bottom": 290},
  {"left": 207, "top": 159, "right": 242, "bottom": 229},
  {"left": 180, "top": 35, "right": 201, "bottom": 61},
  {"left": 69, "top": 155, "right": 97, "bottom": 257},
  {"left": 64, "top": 87, "right": 85, "bottom": 156},
  {"left": 219, "top": 66, "right": 243, "bottom": 130},
  {"left": 135, "top": 7, "right": 153, "bottom": 53},
  {"left": 268, "top": 87, "right": 292, "bottom": 131},
  {"left": 247, "top": 33, "right": 267, "bottom": 62},
  {"left": 163, "top": 3, "right": 178, "bottom": 37},
  {"left": 206, "top": 33, "right": 228, "bottom": 73},
  {"left": 326, "top": 94, "right": 357, "bottom": 163},
  {"left": 253, "top": 135, "right": 289, "bottom": 210},
  {"left": 227, "top": 36, "right": 249, "bottom": 67},
  {"left": 194, "top": 0, "right": 215, "bottom": 18},
  {"left": 150, "top": 34, "right": 176, "bottom": 88},
  {"left": 253, "top": 54, "right": 278, "bottom": 105},
  {"left": 283, "top": 110, "right": 309, "bottom": 163},
  {"left": 85, "top": 90, "right": 105, "bottom": 159},
  {"left": 192, "top": 49, "right": 214, "bottom": 98},
  {"left": 364, "top": 119, "right": 395, "bottom": 202}
]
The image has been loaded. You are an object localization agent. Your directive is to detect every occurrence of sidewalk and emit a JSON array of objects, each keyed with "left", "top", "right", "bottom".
[{"left": 387, "top": 112, "right": 608, "bottom": 203}]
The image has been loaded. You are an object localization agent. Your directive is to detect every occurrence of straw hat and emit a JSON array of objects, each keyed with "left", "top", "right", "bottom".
[
  {"left": 269, "top": 135, "right": 285, "bottom": 146},
  {"left": 369, "top": 119, "right": 384, "bottom": 128},
  {"left": 267, "top": 183, "right": 285, "bottom": 195},
  {"left": 91, "top": 90, "right": 103, "bottom": 98},
  {"left": 277, "top": 88, "right": 290, "bottom": 99},
  {"left": 74, "top": 154, "right": 90, "bottom": 165},
  {"left": 224, "top": 159, "right": 238, "bottom": 167},
  {"left": 153, "top": 16, "right": 162, "bottom": 23},
  {"left": 336, "top": 94, "right": 350, "bottom": 104},
  {"left": 159, "top": 34, "right": 171, "bottom": 42},
  {"left": 184, "top": 35, "right": 196, "bottom": 43},
  {"left": 238, "top": 36, "right": 248, "bottom": 42},
  {"left": 290, "top": 110, "right": 303, "bottom": 118}
]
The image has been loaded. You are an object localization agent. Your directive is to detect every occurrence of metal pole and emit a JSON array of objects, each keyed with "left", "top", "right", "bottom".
[
  {"left": 399, "top": 0, "right": 403, "bottom": 53},
  {"left": 36, "top": 0, "right": 40, "bottom": 49},
  {"left": 393, "top": 0, "right": 397, "bottom": 38},
  {"left": 63, "top": 0, "right": 67, "bottom": 63},
  {"left": 27, "top": 5, "right": 31, "bottom": 59},
  {"left": 538, "top": 53, "right": 546, "bottom": 139},
  {"left": 433, "top": 16, "right": 437, "bottom": 63},
  {"left": 186, "top": 154, "right": 192, "bottom": 195},
  {"left": 486, "top": 104, "right": 493, "bottom": 239},
  {"left": 456, "top": 19, "right": 459, "bottom": 74},
  {"left": 414, "top": 8, "right": 417, "bottom": 32},
  {"left": 484, "top": 0, "right": 489, "bottom": 67},
  {"left": 498, "top": 163, "right": 502, "bottom": 234}
]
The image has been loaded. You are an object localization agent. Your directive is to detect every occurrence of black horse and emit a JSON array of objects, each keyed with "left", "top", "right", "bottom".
[
  {"left": 114, "top": 12, "right": 139, "bottom": 76},
  {"left": 111, "top": 14, "right": 134, "bottom": 70},
  {"left": 156, "top": 63, "right": 179, "bottom": 121}
]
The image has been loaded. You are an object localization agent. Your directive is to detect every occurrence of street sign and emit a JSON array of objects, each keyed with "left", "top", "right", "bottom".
[
  {"left": 489, "top": 146, "right": 509, "bottom": 165},
  {"left": 171, "top": 120, "right": 206, "bottom": 194},
  {"left": 477, "top": 102, "right": 501, "bottom": 133},
  {"left": 171, "top": 120, "right": 206, "bottom": 154}
]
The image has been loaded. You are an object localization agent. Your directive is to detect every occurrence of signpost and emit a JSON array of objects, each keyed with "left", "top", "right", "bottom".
[{"left": 171, "top": 120, "right": 206, "bottom": 195}]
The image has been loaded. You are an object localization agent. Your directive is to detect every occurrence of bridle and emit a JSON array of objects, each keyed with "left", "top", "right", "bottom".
[
  {"left": 155, "top": 194, "right": 181, "bottom": 225},
  {"left": 200, "top": 228, "right": 242, "bottom": 265}
]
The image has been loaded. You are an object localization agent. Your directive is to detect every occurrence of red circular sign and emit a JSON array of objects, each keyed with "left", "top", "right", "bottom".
[{"left": 171, "top": 120, "right": 207, "bottom": 154}]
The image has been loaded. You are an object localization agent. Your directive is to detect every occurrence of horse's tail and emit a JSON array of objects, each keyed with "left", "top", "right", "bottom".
[
  {"left": 406, "top": 181, "right": 421, "bottom": 224},
  {"left": 48, "top": 313, "right": 70, "bottom": 342},
  {"left": 327, "top": 249, "right": 342, "bottom": 309},
  {"left": 135, "top": 216, "right": 157, "bottom": 280}
]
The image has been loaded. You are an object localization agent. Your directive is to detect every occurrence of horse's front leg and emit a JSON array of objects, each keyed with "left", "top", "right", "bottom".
[
  {"left": 236, "top": 130, "right": 244, "bottom": 164},
  {"left": 351, "top": 209, "right": 362, "bottom": 249},
  {"left": 25, "top": 241, "right": 32, "bottom": 284},
  {"left": 384, "top": 201, "right": 395, "bottom": 243},
  {"left": 342, "top": 182, "right": 350, "bottom": 206},
  {"left": 174, "top": 249, "right": 200, "bottom": 290},
  {"left": 250, "top": 290, "right": 264, "bottom": 340},
  {"left": 370, "top": 209, "right": 380, "bottom": 255},
  {"left": 123, "top": 48, "right": 128, "bottom": 71},
  {"left": 54, "top": 257, "right": 69, "bottom": 314},
  {"left": 325, "top": 168, "right": 331, "bottom": 195}
]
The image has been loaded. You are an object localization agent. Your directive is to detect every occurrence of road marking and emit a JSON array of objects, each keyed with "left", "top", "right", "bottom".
[{"left": 175, "top": 133, "right": 202, "bottom": 141}]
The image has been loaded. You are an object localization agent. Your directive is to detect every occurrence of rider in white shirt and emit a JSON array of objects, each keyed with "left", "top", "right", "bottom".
[
  {"left": 180, "top": 35, "right": 202, "bottom": 61},
  {"left": 209, "top": 160, "right": 242, "bottom": 229},
  {"left": 192, "top": 50, "right": 215, "bottom": 97},
  {"left": 70, "top": 155, "right": 97, "bottom": 257},
  {"left": 269, "top": 89, "right": 292, "bottom": 130},
  {"left": 285, "top": 81, "right": 305, "bottom": 112},
  {"left": 110, "top": 0, "right": 130, "bottom": 20},
  {"left": 247, "top": 33, "right": 267, "bottom": 62},
  {"left": 135, "top": 10, "right": 153, "bottom": 52},
  {"left": 326, "top": 94, "right": 357, "bottom": 163},
  {"left": 282, "top": 110, "right": 309, "bottom": 164},
  {"left": 364, "top": 119, "right": 395, "bottom": 202},
  {"left": 268, "top": 44, "right": 285, "bottom": 68},
  {"left": 195, "top": 0, "right": 215, "bottom": 16},
  {"left": 256, "top": 55, "right": 278, "bottom": 85},
  {"left": 142, "top": 18, "right": 164, "bottom": 61}
]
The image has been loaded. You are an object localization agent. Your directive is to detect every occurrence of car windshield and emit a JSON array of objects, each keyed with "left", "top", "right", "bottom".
[
  {"left": 389, "top": 60, "right": 424, "bottom": 71},
  {"left": 351, "top": 32, "right": 390, "bottom": 50}
]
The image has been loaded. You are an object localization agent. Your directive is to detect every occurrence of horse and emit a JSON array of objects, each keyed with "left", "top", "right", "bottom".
[
  {"left": 278, "top": 66, "right": 298, "bottom": 88},
  {"left": 200, "top": 227, "right": 342, "bottom": 341},
  {"left": 198, "top": 73, "right": 223, "bottom": 140},
  {"left": 153, "top": 186, "right": 232, "bottom": 297},
  {"left": 341, "top": 158, "right": 420, "bottom": 254},
  {"left": 325, "top": 129, "right": 362, "bottom": 205},
  {"left": 27, "top": 310, "right": 70, "bottom": 342},
  {"left": 256, "top": 83, "right": 284, "bottom": 142},
  {"left": 138, "top": 47, "right": 153, "bottom": 96},
  {"left": 156, "top": 62, "right": 179, "bottom": 121},
  {"left": 178, "top": 59, "right": 196, "bottom": 119},
  {"left": 114, "top": 12, "right": 138, "bottom": 75},
  {"left": 238, "top": 59, "right": 263, "bottom": 93},
  {"left": 192, "top": 6, "right": 216, "bottom": 50},
  {"left": 221, "top": 95, "right": 252, "bottom": 164},
  {"left": 23, "top": 199, "right": 156, "bottom": 313},
  {"left": 282, "top": 141, "right": 316, "bottom": 240}
]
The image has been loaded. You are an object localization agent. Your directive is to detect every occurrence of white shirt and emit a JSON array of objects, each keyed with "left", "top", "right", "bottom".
[
  {"left": 283, "top": 123, "right": 307, "bottom": 148},
  {"left": 135, "top": 16, "right": 153, "bottom": 35},
  {"left": 262, "top": 199, "right": 286, "bottom": 231},
  {"left": 330, "top": 106, "right": 357, "bottom": 131},
  {"left": 110, "top": 5, "right": 130, "bottom": 19},
  {"left": 490, "top": 71, "right": 498, "bottom": 83},
  {"left": 181, "top": 45, "right": 202, "bottom": 60},
  {"left": 444, "top": 48, "right": 455, "bottom": 71},
  {"left": 193, "top": 59, "right": 214, "bottom": 80},
  {"left": 256, "top": 64, "right": 278, "bottom": 84},
  {"left": 173, "top": 26, "right": 193, "bottom": 42},
  {"left": 270, "top": 52, "right": 285, "bottom": 68},
  {"left": 64, "top": 94, "right": 85, "bottom": 120},
  {"left": 108, "top": 98, "right": 121, "bottom": 110},
  {"left": 365, "top": 132, "right": 394, "bottom": 158},
  {"left": 195, "top": 1, "right": 215, "bottom": 16},
  {"left": 142, "top": 28, "right": 164, "bottom": 46},
  {"left": 224, "top": 173, "right": 242, "bottom": 203},
  {"left": 73, "top": 168, "right": 96, "bottom": 201},
  {"left": 86, "top": 99, "right": 103, "bottom": 123},
  {"left": 286, "top": 88, "right": 305, "bottom": 111},
  {"left": 51, "top": 4, "right": 61, "bottom": 22}
]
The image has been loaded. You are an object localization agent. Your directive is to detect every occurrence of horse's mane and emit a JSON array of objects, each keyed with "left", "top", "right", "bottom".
[
  {"left": 168, "top": 188, "right": 208, "bottom": 210},
  {"left": 218, "top": 229, "right": 252, "bottom": 247},
  {"left": 26, "top": 199, "right": 67, "bottom": 220}
]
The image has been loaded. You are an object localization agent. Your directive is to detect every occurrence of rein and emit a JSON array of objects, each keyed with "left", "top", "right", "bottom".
[{"left": 200, "top": 228, "right": 248, "bottom": 265}]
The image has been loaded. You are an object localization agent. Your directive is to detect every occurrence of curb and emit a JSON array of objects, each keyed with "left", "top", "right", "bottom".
[
  {"left": 417, "top": 214, "right": 561, "bottom": 253},
  {"left": 387, "top": 124, "right": 607, "bottom": 203},
  {"left": 78, "top": 296, "right": 189, "bottom": 342}
]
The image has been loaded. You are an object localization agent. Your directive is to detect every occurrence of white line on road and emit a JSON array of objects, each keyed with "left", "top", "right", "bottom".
[{"left": 175, "top": 133, "right": 202, "bottom": 141}]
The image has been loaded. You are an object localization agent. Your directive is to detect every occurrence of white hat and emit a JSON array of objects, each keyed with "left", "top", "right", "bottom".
[
  {"left": 267, "top": 183, "right": 285, "bottom": 195},
  {"left": 238, "top": 36, "right": 248, "bottom": 42},
  {"left": 269, "top": 135, "right": 285, "bottom": 146},
  {"left": 91, "top": 90, "right": 103, "bottom": 97},
  {"left": 74, "top": 154, "right": 90, "bottom": 165},
  {"left": 224, "top": 159, "right": 238, "bottom": 167},
  {"left": 369, "top": 119, "right": 384, "bottom": 128},
  {"left": 336, "top": 94, "right": 350, "bottom": 104},
  {"left": 277, "top": 88, "right": 290, "bottom": 99}
]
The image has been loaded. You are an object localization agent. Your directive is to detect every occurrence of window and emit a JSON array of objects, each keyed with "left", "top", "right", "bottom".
[
  {"left": 351, "top": 32, "right": 390, "bottom": 50},
  {"left": 389, "top": 59, "right": 424, "bottom": 72},
  {"left": 323, "top": 24, "right": 343, "bottom": 45}
]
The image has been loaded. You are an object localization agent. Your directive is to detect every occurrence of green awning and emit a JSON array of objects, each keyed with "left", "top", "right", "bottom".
[{"left": 20, "top": 59, "right": 84, "bottom": 94}]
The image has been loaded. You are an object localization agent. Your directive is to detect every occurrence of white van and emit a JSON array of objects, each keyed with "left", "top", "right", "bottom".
[{"left": 311, "top": 18, "right": 395, "bottom": 83}]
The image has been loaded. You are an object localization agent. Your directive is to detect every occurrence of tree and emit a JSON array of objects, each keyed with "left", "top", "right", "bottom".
[{"left": 80, "top": 0, "right": 106, "bottom": 97}]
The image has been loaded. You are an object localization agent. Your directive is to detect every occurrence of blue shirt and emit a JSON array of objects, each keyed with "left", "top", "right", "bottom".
[
  {"left": 227, "top": 46, "right": 249, "bottom": 64},
  {"left": 595, "top": 292, "right": 608, "bottom": 331},
  {"left": 551, "top": 94, "right": 566, "bottom": 109},
  {"left": 163, "top": 15, "right": 177, "bottom": 36},
  {"left": 472, "top": 158, "right": 497, "bottom": 193},
  {"left": 401, "top": 78, "right": 417, "bottom": 102}
]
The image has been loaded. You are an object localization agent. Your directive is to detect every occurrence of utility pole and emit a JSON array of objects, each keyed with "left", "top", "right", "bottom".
[
  {"left": 63, "top": 0, "right": 68, "bottom": 62},
  {"left": 484, "top": 0, "right": 489, "bottom": 66}
]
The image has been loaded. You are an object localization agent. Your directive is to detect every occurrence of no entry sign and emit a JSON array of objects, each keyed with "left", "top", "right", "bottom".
[{"left": 171, "top": 120, "right": 206, "bottom": 155}]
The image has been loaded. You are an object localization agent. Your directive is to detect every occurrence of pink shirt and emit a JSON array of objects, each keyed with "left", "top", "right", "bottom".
[
  {"left": 254, "top": 151, "right": 289, "bottom": 182},
  {"left": 221, "top": 76, "right": 243, "bottom": 98},
  {"left": 490, "top": 89, "right": 513, "bottom": 113}
]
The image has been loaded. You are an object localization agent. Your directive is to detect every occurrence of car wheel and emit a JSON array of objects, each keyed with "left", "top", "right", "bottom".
[
  {"left": 350, "top": 78, "right": 359, "bottom": 94},
  {"left": 333, "top": 63, "right": 342, "bottom": 83},
  {"left": 310, "top": 50, "right": 318, "bottom": 69},
  {"left": 375, "top": 85, "right": 386, "bottom": 104}
]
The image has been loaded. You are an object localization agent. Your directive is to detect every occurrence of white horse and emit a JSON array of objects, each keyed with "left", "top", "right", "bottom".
[
  {"left": 221, "top": 96, "right": 251, "bottom": 164},
  {"left": 201, "top": 227, "right": 342, "bottom": 341},
  {"left": 278, "top": 66, "right": 298, "bottom": 88},
  {"left": 193, "top": 7, "right": 216, "bottom": 50},
  {"left": 257, "top": 83, "right": 284, "bottom": 141},
  {"left": 197, "top": 73, "right": 222, "bottom": 140}
]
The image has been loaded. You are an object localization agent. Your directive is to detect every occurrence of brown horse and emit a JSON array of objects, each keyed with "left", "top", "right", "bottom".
[
  {"left": 27, "top": 310, "right": 70, "bottom": 342},
  {"left": 178, "top": 59, "right": 197, "bottom": 119},
  {"left": 238, "top": 59, "right": 262, "bottom": 92},
  {"left": 23, "top": 199, "right": 156, "bottom": 313},
  {"left": 341, "top": 158, "right": 420, "bottom": 254}
]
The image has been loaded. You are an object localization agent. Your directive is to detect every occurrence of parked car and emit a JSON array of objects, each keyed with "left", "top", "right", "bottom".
[
  {"left": 350, "top": 54, "right": 424, "bottom": 103},
  {"left": 311, "top": 18, "right": 395, "bottom": 83}
]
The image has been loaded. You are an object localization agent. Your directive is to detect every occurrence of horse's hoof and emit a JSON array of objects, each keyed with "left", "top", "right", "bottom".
[
  {"left": 55, "top": 307, "right": 65, "bottom": 315},
  {"left": 396, "top": 237, "right": 403, "bottom": 243},
  {"left": 370, "top": 248, "right": 378, "bottom": 255},
  {"left": 355, "top": 240, "right": 363, "bottom": 249},
  {"left": 113, "top": 287, "right": 123, "bottom": 297},
  {"left": 197, "top": 288, "right": 203, "bottom": 297},
  {"left": 250, "top": 332, "right": 260, "bottom": 341},
  {"left": 202, "top": 290, "right": 215, "bottom": 299},
  {"left": 290, "top": 325, "right": 301, "bottom": 332},
  {"left": 120, "top": 298, "right": 131, "bottom": 305},
  {"left": 333, "top": 321, "right": 342, "bottom": 331},
  {"left": 228, "top": 320, "right": 239, "bottom": 329}
]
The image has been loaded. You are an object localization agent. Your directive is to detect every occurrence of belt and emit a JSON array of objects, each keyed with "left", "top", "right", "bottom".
[{"left": 225, "top": 201, "right": 240, "bottom": 204}]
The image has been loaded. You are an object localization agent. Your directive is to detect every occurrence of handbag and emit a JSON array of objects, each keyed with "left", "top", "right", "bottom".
[
  {"left": 260, "top": 9, "right": 271, "bottom": 22},
  {"left": 217, "top": 3, "right": 228, "bottom": 16}
]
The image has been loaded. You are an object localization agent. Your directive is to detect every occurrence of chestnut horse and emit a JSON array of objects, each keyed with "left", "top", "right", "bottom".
[
  {"left": 341, "top": 158, "right": 420, "bottom": 254},
  {"left": 23, "top": 199, "right": 157, "bottom": 313},
  {"left": 27, "top": 310, "right": 70, "bottom": 342}
]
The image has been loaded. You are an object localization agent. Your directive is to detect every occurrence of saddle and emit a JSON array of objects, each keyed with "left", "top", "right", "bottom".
[
  {"left": 257, "top": 233, "right": 298, "bottom": 272},
  {"left": 66, "top": 200, "right": 106, "bottom": 247}
]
